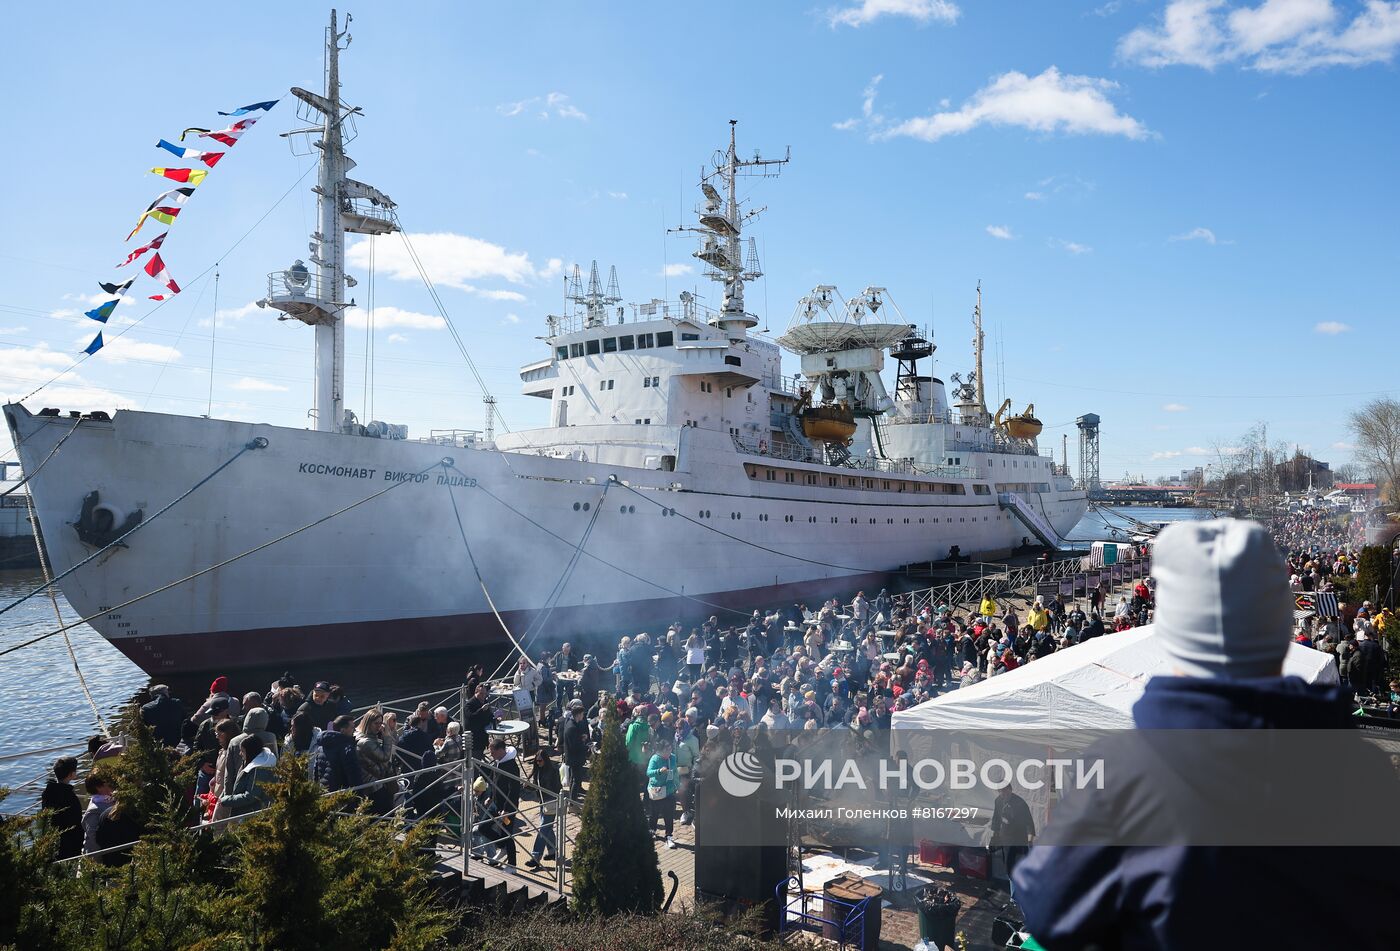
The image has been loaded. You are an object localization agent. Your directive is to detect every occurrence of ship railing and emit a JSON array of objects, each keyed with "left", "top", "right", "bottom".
[
  {"left": 418, "top": 429, "right": 485, "bottom": 449},
  {"left": 732, "top": 433, "right": 821, "bottom": 464},
  {"left": 265, "top": 267, "right": 326, "bottom": 303},
  {"left": 762, "top": 375, "right": 806, "bottom": 398},
  {"left": 884, "top": 410, "right": 954, "bottom": 426},
  {"left": 544, "top": 296, "right": 724, "bottom": 337}
]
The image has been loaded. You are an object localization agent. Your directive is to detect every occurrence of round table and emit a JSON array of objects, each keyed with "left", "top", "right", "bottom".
[
  {"left": 882, "top": 652, "right": 902, "bottom": 664},
  {"left": 486, "top": 719, "right": 531, "bottom": 751},
  {"left": 831, "top": 641, "right": 854, "bottom": 653},
  {"left": 836, "top": 614, "right": 852, "bottom": 621},
  {"left": 555, "top": 670, "right": 581, "bottom": 683}
]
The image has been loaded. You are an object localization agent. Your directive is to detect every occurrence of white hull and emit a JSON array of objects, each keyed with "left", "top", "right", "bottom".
[{"left": 5, "top": 405, "right": 1086, "bottom": 674}]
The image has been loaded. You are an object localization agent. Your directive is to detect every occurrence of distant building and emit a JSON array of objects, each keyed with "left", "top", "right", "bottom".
[{"left": 1275, "top": 451, "right": 1332, "bottom": 493}]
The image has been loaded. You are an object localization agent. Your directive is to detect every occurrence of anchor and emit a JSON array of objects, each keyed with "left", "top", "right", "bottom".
[{"left": 74, "top": 490, "right": 143, "bottom": 549}]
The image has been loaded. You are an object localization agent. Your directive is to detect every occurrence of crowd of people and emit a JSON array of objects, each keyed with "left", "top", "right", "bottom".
[
  {"left": 37, "top": 508, "right": 1395, "bottom": 879},
  {"left": 1272, "top": 508, "right": 1395, "bottom": 703}
]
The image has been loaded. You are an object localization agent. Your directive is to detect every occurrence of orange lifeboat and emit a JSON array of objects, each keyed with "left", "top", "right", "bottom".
[{"left": 800, "top": 404, "right": 857, "bottom": 442}]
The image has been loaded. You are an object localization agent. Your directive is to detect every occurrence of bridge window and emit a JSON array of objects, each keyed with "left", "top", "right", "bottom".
[
  {"left": 973, "top": 484, "right": 990, "bottom": 495},
  {"left": 569, "top": 343, "right": 584, "bottom": 358},
  {"left": 784, "top": 472, "right": 794, "bottom": 483},
  {"left": 724, "top": 355, "right": 742, "bottom": 366},
  {"left": 603, "top": 337, "right": 618, "bottom": 353},
  {"left": 681, "top": 332, "right": 700, "bottom": 341},
  {"left": 585, "top": 339, "right": 600, "bottom": 355},
  {"left": 619, "top": 335, "right": 635, "bottom": 351},
  {"left": 657, "top": 331, "right": 674, "bottom": 347},
  {"left": 637, "top": 333, "right": 654, "bottom": 349},
  {"left": 556, "top": 346, "right": 568, "bottom": 360}
]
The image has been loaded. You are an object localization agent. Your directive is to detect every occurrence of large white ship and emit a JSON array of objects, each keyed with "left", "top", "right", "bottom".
[{"left": 4, "top": 13, "right": 1086, "bottom": 675}]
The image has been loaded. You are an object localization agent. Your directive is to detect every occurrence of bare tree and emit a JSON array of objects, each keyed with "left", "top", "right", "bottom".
[{"left": 1348, "top": 398, "right": 1400, "bottom": 504}]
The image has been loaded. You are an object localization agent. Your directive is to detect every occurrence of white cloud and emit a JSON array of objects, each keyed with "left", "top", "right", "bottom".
[
  {"left": 345, "top": 306, "right": 444, "bottom": 331},
  {"left": 663, "top": 263, "right": 695, "bottom": 277},
  {"left": 498, "top": 92, "right": 588, "bottom": 121},
  {"left": 878, "top": 67, "right": 1151, "bottom": 143},
  {"left": 1095, "top": 0, "right": 1125, "bottom": 14},
  {"left": 1229, "top": 0, "right": 1337, "bottom": 53},
  {"left": 1170, "top": 226, "right": 1219, "bottom": 243},
  {"left": 1152, "top": 450, "right": 1183, "bottom": 459},
  {"left": 1120, "top": 0, "right": 1232, "bottom": 68},
  {"left": 1024, "top": 191, "right": 1046, "bottom": 200},
  {"left": 1314, "top": 320, "right": 1351, "bottom": 334},
  {"left": 1, "top": 345, "right": 136, "bottom": 409},
  {"left": 1332, "top": 440, "right": 1354, "bottom": 450},
  {"left": 828, "top": 0, "right": 960, "bottom": 28},
  {"left": 387, "top": 333, "right": 408, "bottom": 343},
  {"left": 199, "top": 300, "right": 262, "bottom": 329},
  {"left": 985, "top": 225, "right": 1015, "bottom": 239},
  {"left": 1120, "top": 0, "right": 1400, "bottom": 73},
  {"left": 608, "top": 191, "right": 628, "bottom": 200},
  {"left": 348, "top": 233, "right": 556, "bottom": 303},
  {"left": 835, "top": 75, "right": 886, "bottom": 132},
  {"left": 230, "top": 377, "right": 289, "bottom": 392},
  {"left": 1184, "top": 445, "right": 1211, "bottom": 454},
  {"left": 503, "top": 313, "right": 521, "bottom": 325},
  {"left": 1163, "top": 402, "right": 1190, "bottom": 411},
  {"left": 1052, "top": 238, "right": 1093, "bottom": 254},
  {"left": 85, "top": 336, "right": 181, "bottom": 364},
  {"left": 0, "top": 325, "right": 29, "bottom": 335}
]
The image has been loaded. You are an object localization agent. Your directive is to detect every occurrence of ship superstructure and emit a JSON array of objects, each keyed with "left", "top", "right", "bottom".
[{"left": 4, "top": 13, "right": 1086, "bottom": 674}]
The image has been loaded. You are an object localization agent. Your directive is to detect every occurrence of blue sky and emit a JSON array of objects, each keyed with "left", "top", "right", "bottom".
[{"left": 1, "top": 0, "right": 1397, "bottom": 481}]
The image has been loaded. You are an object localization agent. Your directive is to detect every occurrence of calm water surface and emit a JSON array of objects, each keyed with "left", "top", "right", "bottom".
[{"left": 0, "top": 505, "right": 1210, "bottom": 798}]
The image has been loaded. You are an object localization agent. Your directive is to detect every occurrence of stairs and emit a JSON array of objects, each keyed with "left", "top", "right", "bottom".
[{"left": 998, "top": 491, "right": 1061, "bottom": 548}]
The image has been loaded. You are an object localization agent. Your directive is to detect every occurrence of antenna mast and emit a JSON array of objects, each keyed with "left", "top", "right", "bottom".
[
  {"left": 973, "top": 281, "right": 987, "bottom": 422},
  {"left": 263, "top": 9, "right": 398, "bottom": 434},
  {"left": 673, "top": 120, "right": 788, "bottom": 340}
]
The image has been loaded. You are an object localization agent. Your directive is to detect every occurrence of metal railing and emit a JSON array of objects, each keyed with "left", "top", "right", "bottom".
[
  {"left": 903, "top": 557, "right": 1089, "bottom": 616},
  {"left": 35, "top": 681, "right": 580, "bottom": 898},
  {"left": 264, "top": 267, "right": 326, "bottom": 302},
  {"left": 731, "top": 433, "right": 986, "bottom": 480}
]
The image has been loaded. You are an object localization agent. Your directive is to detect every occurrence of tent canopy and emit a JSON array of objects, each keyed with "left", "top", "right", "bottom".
[{"left": 892, "top": 625, "right": 1338, "bottom": 732}]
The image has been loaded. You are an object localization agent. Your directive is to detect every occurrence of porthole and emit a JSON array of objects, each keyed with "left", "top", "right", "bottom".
[
  {"left": 582, "top": 502, "right": 590, "bottom": 511},
  {"left": 628, "top": 505, "right": 636, "bottom": 514},
  {"left": 572, "top": 502, "right": 581, "bottom": 511}
]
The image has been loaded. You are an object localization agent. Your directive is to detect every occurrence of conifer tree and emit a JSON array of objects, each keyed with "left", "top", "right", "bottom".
[{"left": 571, "top": 698, "right": 663, "bottom": 916}]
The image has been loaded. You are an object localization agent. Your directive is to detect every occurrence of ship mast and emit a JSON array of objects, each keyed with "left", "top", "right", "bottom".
[
  {"left": 262, "top": 9, "right": 397, "bottom": 433},
  {"left": 973, "top": 281, "right": 987, "bottom": 423},
  {"left": 674, "top": 121, "right": 788, "bottom": 340}
]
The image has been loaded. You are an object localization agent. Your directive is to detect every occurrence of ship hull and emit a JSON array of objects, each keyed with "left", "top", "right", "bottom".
[{"left": 5, "top": 405, "right": 1087, "bottom": 675}]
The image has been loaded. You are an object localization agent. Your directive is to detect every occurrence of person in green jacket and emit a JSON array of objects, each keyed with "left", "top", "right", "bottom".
[
  {"left": 624, "top": 712, "right": 655, "bottom": 789},
  {"left": 645, "top": 737, "right": 677, "bottom": 848}
]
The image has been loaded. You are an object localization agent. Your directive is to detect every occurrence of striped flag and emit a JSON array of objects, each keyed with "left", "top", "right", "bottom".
[
  {"left": 1315, "top": 592, "right": 1339, "bottom": 617},
  {"left": 144, "top": 253, "right": 180, "bottom": 298},
  {"left": 181, "top": 117, "right": 258, "bottom": 146},
  {"left": 218, "top": 99, "right": 279, "bottom": 116},
  {"left": 127, "top": 186, "right": 194, "bottom": 240},
  {"left": 156, "top": 139, "right": 225, "bottom": 167},
  {"left": 150, "top": 166, "right": 208, "bottom": 185},
  {"left": 116, "top": 232, "right": 166, "bottom": 268}
]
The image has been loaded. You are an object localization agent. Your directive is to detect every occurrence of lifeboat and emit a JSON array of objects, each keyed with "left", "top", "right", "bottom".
[
  {"left": 1006, "top": 413, "right": 1043, "bottom": 439},
  {"left": 800, "top": 404, "right": 857, "bottom": 441}
]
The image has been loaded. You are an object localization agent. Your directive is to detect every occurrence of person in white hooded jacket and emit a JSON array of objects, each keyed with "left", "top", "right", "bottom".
[{"left": 219, "top": 735, "right": 278, "bottom": 817}]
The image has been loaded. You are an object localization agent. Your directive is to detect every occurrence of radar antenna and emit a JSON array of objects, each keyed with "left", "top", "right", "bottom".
[{"left": 670, "top": 120, "right": 789, "bottom": 340}]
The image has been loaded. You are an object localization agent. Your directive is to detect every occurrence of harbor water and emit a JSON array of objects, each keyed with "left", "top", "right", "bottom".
[{"left": 0, "top": 505, "right": 1209, "bottom": 797}]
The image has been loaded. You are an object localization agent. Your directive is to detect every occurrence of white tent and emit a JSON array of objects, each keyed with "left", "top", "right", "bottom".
[{"left": 892, "top": 624, "right": 1338, "bottom": 732}]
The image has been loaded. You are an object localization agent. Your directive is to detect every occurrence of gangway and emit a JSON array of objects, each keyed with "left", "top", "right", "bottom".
[{"left": 998, "top": 491, "right": 1061, "bottom": 548}]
